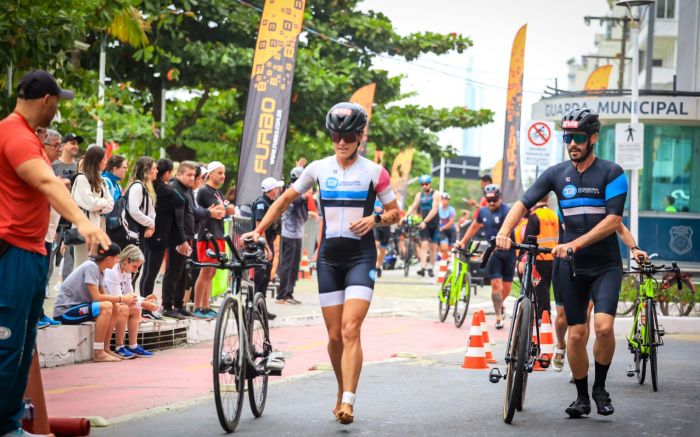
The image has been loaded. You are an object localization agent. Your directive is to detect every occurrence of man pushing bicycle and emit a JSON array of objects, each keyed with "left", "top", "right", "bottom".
[{"left": 494, "top": 108, "right": 628, "bottom": 418}]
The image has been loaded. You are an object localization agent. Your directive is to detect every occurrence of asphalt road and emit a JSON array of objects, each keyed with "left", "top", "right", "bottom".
[{"left": 95, "top": 334, "right": 700, "bottom": 437}]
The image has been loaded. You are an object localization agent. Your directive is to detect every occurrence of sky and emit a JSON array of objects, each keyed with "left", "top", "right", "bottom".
[{"left": 359, "top": 0, "right": 612, "bottom": 169}]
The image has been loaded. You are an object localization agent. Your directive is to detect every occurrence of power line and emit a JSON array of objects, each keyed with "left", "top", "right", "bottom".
[{"left": 234, "top": 0, "right": 547, "bottom": 95}]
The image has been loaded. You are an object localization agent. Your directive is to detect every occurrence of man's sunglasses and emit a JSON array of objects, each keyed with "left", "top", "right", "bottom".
[
  {"left": 421, "top": 183, "right": 430, "bottom": 186},
  {"left": 330, "top": 131, "right": 359, "bottom": 143},
  {"left": 563, "top": 133, "right": 588, "bottom": 145},
  {"left": 486, "top": 197, "right": 500, "bottom": 204}
]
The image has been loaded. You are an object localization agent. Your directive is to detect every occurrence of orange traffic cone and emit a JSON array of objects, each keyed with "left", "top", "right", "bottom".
[
  {"left": 436, "top": 260, "right": 448, "bottom": 284},
  {"left": 531, "top": 314, "right": 552, "bottom": 372},
  {"left": 539, "top": 310, "right": 555, "bottom": 365},
  {"left": 478, "top": 310, "right": 497, "bottom": 363},
  {"left": 462, "top": 312, "right": 489, "bottom": 369},
  {"left": 298, "top": 249, "right": 311, "bottom": 280}
]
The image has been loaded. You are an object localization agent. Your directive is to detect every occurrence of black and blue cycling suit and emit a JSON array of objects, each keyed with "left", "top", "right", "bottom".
[
  {"left": 521, "top": 158, "right": 628, "bottom": 325},
  {"left": 477, "top": 204, "right": 516, "bottom": 282},
  {"left": 418, "top": 190, "right": 439, "bottom": 243}
]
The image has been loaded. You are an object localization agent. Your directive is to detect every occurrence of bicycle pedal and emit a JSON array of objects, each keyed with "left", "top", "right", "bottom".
[
  {"left": 658, "top": 326, "right": 665, "bottom": 337},
  {"left": 489, "top": 367, "right": 503, "bottom": 383},
  {"left": 626, "top": 364, "right": 635, "bottom": 377}
]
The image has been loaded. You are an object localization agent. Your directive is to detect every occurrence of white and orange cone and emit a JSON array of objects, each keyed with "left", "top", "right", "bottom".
[
  {"left": 298, "top": 249, "right": 311, "bottom": 280},
  {"left": 462, "top": 312, "right": 489, "bottom": 369},
  {"left": 478, "top": 309, "right": 497, "bottom": 363},
  {"left": 538, "top": 310, "right": 555, "bottom": 367},
  {"left": 436, "top": 260, "right": 449, "bottom": 284}
]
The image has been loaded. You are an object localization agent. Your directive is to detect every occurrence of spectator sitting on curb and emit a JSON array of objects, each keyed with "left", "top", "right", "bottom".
[
  {"left": 104, "top": 244, "right": 156, "bottom": 358},
  {"left": 53, "top": 243, "right": 135, "bottom": 363}
]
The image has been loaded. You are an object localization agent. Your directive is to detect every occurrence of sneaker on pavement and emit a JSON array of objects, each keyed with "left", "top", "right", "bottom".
[
  {"left": 565, "top": 396, "right": 591, "bottom": 418},
  {"left": 427, "top": 269, "right": 434, "bottom": 278},
  {"left": 177, "top": 307, "right": 193, "bottom": 317},
  {"left": 592, "top": 386, "right": 615, "bottom": 416},
  {"left": 417, "top": 268, "right": 425, "bottom": 277},
  {"left": 127, "top": 345, "right": 154, "bottom": 358},
  {"left": 206, "top": 308, "right": 218, "bottom": 318},
  {"left": 376, "top": 267, "right": 382, "bottom": 278},
  {"left": 37, "top": 319, "right": 50, "bottom": 329},
  {"left": 115, "top": 346, "right": 136, "bottom": 359},
  {"left": 495, "top": 319, "right": 505, "bottom": 330},
  {"left": 193, "top": 309, "right": 212, "bottom": 319},
  {"left": 267, "top": 311, "right": 277, "bottom": 321},
  {"left": 163, "top": 309, "right": 186, "bottom": 320},
  {"left": 275, "top": 299, "right": 288, "bottom": 304},
  {"left": 286, "top": 298, "right": 301, "bottom": 305}
]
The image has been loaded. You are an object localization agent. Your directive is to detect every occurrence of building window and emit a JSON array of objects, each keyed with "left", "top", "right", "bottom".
[
  {"left": 656, "top": 0, "right": 676, "bottom": 19},
  {"left": 597, "top": 124, "right": 699, "bottom": 213},
  {"left": 652, "top": 59, "right": 663, "bottom": 67}
]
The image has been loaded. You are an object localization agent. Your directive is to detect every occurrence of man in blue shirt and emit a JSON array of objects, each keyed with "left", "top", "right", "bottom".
[{"left": 457, "top": 184, "right": 515, "bottom": 329}]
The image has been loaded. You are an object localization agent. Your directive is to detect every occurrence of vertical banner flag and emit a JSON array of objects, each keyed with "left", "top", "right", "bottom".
[
  {"left": 350, "top": 83, "right": 376, "bottom": 157},
  {"left": 584, "top": 65, "right": 613, "bottom": 91},
  {"left": 236, "top": 0, "right": 306, "bottom": 206},
  {"left": 390, "top": 147, "right": 415, "bottom": 209},
  {"left": 500, "top": 24, "right": 527, "bottom": 203}
]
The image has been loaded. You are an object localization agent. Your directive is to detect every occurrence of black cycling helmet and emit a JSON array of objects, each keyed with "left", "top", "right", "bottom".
[
  {"left": 560, "top": 108, "right": 601, "bottom": 134},
  {"left": 483, "top": 184, "right": 501, "bottom": 198},
  {"left": 326, "top": 102, "right": 367, "bottom": 134}
]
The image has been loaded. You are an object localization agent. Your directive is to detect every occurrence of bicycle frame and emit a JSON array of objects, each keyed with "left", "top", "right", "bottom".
[
  {"left": 627, "top": 277, "right": 656, "bottom": 355},
  {"left": 440, "top": 246, "right": 476, "bottom": 305},
  {"left": 504, "top": 247, "right": 541, "bottom": 367}
]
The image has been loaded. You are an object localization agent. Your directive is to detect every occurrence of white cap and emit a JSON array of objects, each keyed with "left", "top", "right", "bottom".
[
  {"left": 261, "top": 177, "right": 284, "bottom": 192},
  {"left": 206, "top": 161, "right": 225, "bottom": 174}
]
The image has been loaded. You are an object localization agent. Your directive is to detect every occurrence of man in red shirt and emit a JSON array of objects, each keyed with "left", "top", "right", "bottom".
[{"left": 0, "top": 70, "right": 110, "bottom": 436}]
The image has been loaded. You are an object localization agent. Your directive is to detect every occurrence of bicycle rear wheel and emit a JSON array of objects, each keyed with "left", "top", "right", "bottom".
[
  {"left": 438, "top": 277, "right": 451, "bottom": 322},
  {"left": 248, "top": 292, "right": 271, "bottom": 416},
  {"left": 504, "top": 300, "right": 531, "bottom": 423},
  {"left": 213, "top": 296, "right": 245, "bottom": 433},
  {"left": 454, "top": 280, "right": 471, "bottom": 328},
  {"left": 648, "top": 301, "right": 659, "bottom": 392}
]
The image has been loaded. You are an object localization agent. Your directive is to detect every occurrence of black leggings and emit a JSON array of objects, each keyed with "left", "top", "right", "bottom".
[{"left": 139, "top": 245, "right": 166, "bottom": 298}]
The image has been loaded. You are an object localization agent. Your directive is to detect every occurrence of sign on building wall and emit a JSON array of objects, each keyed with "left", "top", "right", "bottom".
[
  {"left": 615, "top": 122, "right": 644, "bottom": 170},
  {"left": 523, "top": 120, "right": 554, "bottom": 167},
  {"left": 532, "top": 96, "right": 699, "bottom": 121}
]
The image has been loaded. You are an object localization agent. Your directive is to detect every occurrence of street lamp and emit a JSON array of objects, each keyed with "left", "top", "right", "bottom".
[{"left": 615, "top": 0, "right": 654, "bottom": 257}]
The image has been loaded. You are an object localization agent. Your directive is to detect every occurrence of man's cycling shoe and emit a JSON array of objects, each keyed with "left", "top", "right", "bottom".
[
  {"left": 565, "top": 396, "right": 591, "bottom": 418},
  {"left": 592, "top": 386, "right": 615, "bottom": 416}
]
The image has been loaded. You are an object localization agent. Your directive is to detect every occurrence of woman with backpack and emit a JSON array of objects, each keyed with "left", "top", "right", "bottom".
[
  {"left": 70, "top": 146, "right": 114, "bottom": 268},
  {"left": 138, "top": 159, "right": 186, "bottom": 317},
  {"left": 124, "top": 157, "right": 157, "bottom": 296}
]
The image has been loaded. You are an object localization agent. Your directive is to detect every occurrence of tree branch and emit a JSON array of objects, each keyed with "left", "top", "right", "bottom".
[{"left": 172, "top": 87, "right": 210, "bottom": 140}]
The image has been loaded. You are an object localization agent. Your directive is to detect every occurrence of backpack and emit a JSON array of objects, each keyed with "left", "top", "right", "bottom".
[{"left": 124, "top": 181, "right": 149, "bottom": 234}]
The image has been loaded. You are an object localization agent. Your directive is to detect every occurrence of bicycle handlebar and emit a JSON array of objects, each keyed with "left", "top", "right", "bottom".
[
  {"left": 480, "top": 236, "right": 573, "bottom": 270},
  {"left": 625, "top": 260, "right": 683, "bottom": 290},
  {"left": 187, "top": 233, "right": 269, "bottom": 271}
]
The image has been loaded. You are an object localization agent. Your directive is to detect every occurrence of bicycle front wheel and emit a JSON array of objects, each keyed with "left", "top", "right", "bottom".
[
  {"left": 213, "top": 296, "right": 245, "bottom": 433},
  {"left": 248, "top": 293, "right": 271, "bottom": 416},
  {"left": 504, "top": 299, "right": 531, "bottom": 423},
  {"left": 438, "top": 278, "right": 451, "bottom": 322},
  {"left": 648, "top": 301, "right": 659, "bottom": 392},
  {"left": 454, "top": 280, "right": 471, "bottom": 328}
]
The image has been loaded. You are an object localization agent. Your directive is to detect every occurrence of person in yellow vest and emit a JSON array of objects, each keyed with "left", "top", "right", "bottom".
[{"left": 523, "top": 197, "right": 558, "bottom": 324}]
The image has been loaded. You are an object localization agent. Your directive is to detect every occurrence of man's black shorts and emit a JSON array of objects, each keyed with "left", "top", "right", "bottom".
[{"left": 553, "top": 260, "right": 622, "bottom": 326}]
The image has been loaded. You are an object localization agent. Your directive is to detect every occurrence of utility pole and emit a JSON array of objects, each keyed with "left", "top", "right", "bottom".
[
  {"left": 644, "top": 6, "right": 656, "bottom": 90},
  {"left": 583, "top": 15, "right": 630, "bottom": 90}
]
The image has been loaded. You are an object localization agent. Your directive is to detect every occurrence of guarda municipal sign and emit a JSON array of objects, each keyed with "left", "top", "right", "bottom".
[{"left": 532, "top": 95, "right": 699, "bottom": 121}]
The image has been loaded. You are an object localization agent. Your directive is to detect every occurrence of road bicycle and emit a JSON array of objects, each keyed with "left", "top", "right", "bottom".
[
  {"left": 438, "top": 242, "right": 481, "bottom": 328},
  {"left": 188, "top": 234, "right": 283, "bottom": 433},
  {"left": 624, "top": 259, "right": 682, "bottom": 392},
  {"left": 486, "top": 236, "right": 569, "bottom": 423}
]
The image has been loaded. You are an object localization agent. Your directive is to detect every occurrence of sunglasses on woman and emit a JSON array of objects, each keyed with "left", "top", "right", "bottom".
[
  {"left": 563, "top": 132, "right": 588, "bottom": 145},
  {"left": 330, "top": 131, "right": 359, "bottom": 143}
]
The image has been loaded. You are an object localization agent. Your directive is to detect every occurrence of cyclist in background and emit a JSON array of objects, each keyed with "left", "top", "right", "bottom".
[
  {"left": 438, "top": 193, "right": 457, "bottom": 261},
  {"left": 243, "top": 102, "right": 400, "bottom": 425},
  {"left": 494, "top": 108, "right": 627, "bottom": 418},
  {"left": 404, "top": 175, "right": 440, "bottom": 277},
  {"left": 457, "top": 184, "right": 515, "bottom": 329}
]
